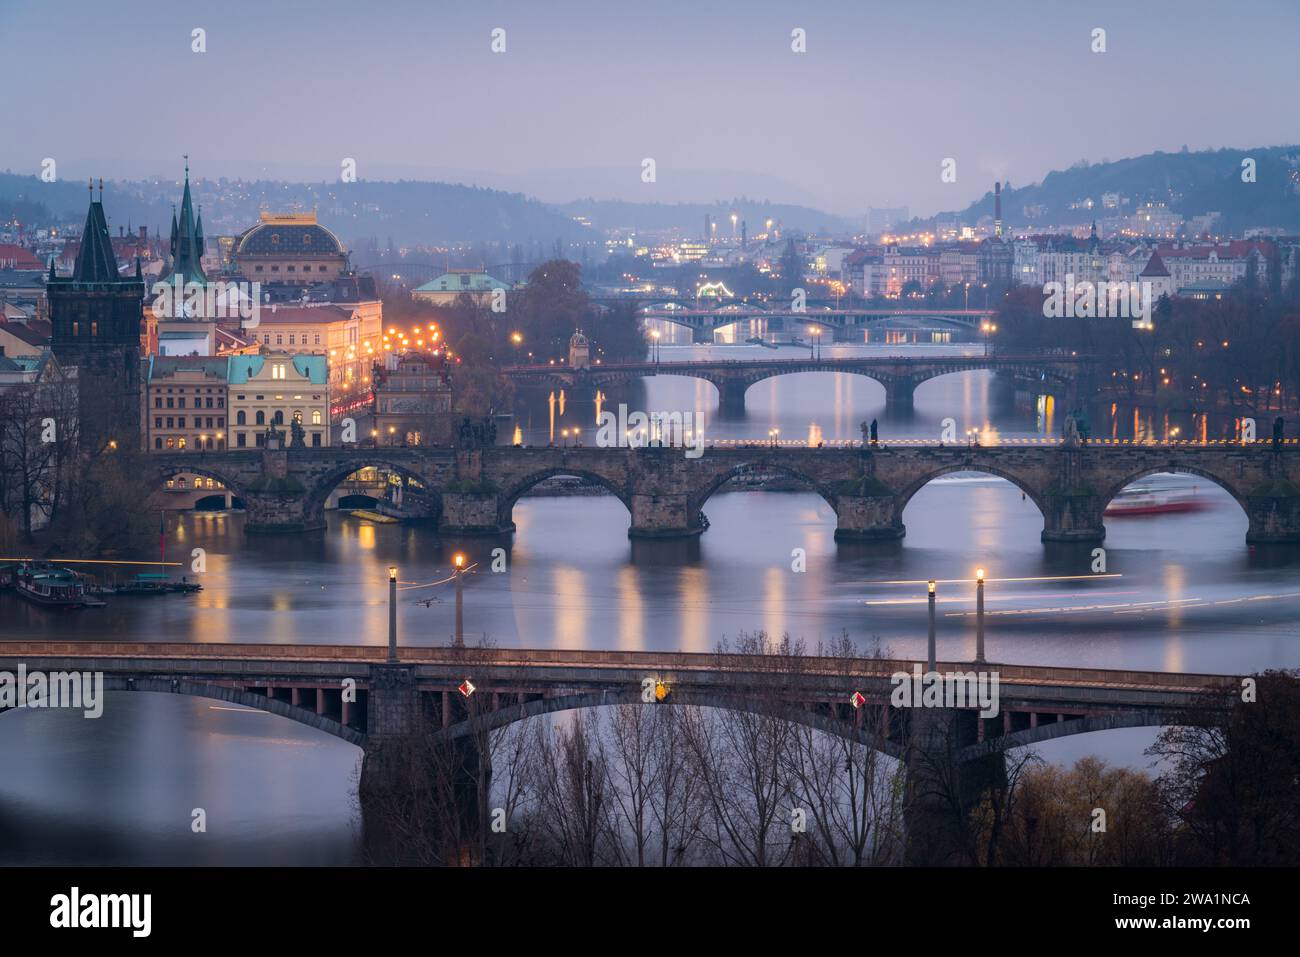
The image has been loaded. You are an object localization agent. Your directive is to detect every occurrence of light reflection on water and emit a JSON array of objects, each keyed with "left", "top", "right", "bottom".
[{"left": 3, "top": 345, "right": 1297, "bottom": 864}]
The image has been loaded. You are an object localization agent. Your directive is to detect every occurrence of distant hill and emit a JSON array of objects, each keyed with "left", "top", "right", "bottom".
[
  {"left": 914, "top": 146, "right": 1300, "bottom": 234},
  {"left": 554, "top": 197, "right": 858, "bottom": 237},
  {"left": 0, "top": 173, "right": 592, "bottom": 247}
]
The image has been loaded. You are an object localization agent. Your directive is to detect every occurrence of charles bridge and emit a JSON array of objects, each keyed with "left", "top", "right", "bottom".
[
  {"left": 147, "top": 440, "right": 1300, "bottom": 545},
  {"left": 502, "top": 353, "right": 1090, "bottom": 411}
]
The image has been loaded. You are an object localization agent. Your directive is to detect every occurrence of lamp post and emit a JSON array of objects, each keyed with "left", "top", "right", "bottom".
[
  {"left": 388, "top": 565, "right": 398, "bottom": 662},
  {"left": 974, "top": 568, "right": 986, "bottom": 664},
  {"left": 453, "top": 553, "right": 466, "bottom": 647},
  {"left": 927, "top": 579, "right": 937, "bottom": 672}
]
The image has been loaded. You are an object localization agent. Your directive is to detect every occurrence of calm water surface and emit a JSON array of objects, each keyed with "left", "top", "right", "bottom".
[{"left": 3, "top": 340, "right": 1296, "bottom": 863}]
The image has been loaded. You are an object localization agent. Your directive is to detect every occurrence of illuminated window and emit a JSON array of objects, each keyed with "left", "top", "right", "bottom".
[{"left": 311, "top": 410, "right": 322, "bottom": 425}]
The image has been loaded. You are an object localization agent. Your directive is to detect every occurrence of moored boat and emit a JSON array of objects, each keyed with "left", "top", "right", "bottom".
[
  {"left": 14, "top": 563, "right": 101, "bottom": 608},
  {"left": 111, "top": 572, "right": 203, "bottom": 595}
]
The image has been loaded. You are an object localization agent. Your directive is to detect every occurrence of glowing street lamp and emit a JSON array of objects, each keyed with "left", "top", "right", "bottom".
[
  {"left": 453, "top": 553, "right": 466, "bottom": 647},
  {"left": 388, "top": 565, "right": 399, "bottom": 662},
  {"left": 927, "top": 579, "right": 937, "bottom": 671}
]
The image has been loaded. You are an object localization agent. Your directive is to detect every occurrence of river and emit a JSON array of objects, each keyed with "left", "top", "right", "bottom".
[{"left": 3, "top": 338, "right": 1297, "bottom": 863}]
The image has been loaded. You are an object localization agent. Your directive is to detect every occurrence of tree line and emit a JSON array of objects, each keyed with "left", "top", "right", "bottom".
[
  {"left": 357, "top": 634, "right": 1300, "bottom": 867},
  {"left": 994, "top": 276, "right": 1300, "bottom": 418}
]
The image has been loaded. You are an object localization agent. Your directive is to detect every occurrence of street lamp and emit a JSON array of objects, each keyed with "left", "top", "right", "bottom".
[
  {"left": 388, "top": 565, "right": 398, "bottom": 662},
  {"left": 927, "top": 579, "right": 937, "bottom": 672},
  {"left": 453, "top": 553, "right": 466, "bottom": 647},
  {"left": 810, "top": 325, "right": 822, "bottom": 360},
  {"left": 974, "top": 568, "right": 986, "bottom": 664},
  {"left": 651, "top": 329, "right": 661, "bottom": 364}
]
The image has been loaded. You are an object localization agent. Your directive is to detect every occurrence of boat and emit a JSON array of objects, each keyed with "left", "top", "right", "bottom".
[
  {"left": 111, "top": 572, "right": 203, "bottom": 595},
  {"left": 14, "top": 563, "right": 104, "bottom": 608},
  {"left": 1104, "top": 485, "right": 1210, "bottom": 517}
]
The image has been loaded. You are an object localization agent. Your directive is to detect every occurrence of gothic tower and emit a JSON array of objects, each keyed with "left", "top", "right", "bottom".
[{"left": 47, "top": 182, "right": 146, "bottom": 452}]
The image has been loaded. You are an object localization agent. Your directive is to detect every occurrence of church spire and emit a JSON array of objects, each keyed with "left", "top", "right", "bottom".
[{"left": 164, "top": 157, "right": 208, "bottom": 287}]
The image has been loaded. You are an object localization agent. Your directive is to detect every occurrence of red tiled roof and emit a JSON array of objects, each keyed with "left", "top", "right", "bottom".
[
  {"left": 0, "top": 244, "right": 43, "bottom": 270},
  {"left": 0, "top": 318, "right": 52, "bottom": 346},
  {"left": 1139, "top": 250, "right": 1170, "bottom": 277},
  {"left": 252, "top": 305, "right": 354, "bottom": 324},
  {"left": 1155, "top": 240, "right": 1272, "bottom": 260}
]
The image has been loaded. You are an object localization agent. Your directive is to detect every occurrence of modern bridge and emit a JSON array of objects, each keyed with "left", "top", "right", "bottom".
[
  {"left": 625, "top": 302, "right": 997, "bottom": 339},
  {"left": 144, "top": 441, "right": 1300, "bottom": 544},
  {"left": 501, "top": 353, "right": 1090, "bottom": 411},
  {"left": 0, "top": 641, "right": 1237, "bottom": 757},
  {"left": 0, "top": 641, "right": 1237, "bottom": 864}
]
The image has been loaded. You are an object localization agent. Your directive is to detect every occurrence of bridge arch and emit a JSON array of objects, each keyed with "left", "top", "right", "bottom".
[
  {"left": 958, "top": 712, "right": 1180, "bottom": 761},
  {"left": 895, "top": 464, "right": 1050, "bottom": 524},
  {"left": 149, "top": 461, "right": 248, "bottom": 507},
  {"left": 1, "top": 676, "right": 367, "bottom": 746},
  {"left": 689, "top": 459, "right": 842, "bottom": 516},
  {"left": 1100, "top": 463, "right": 1250, "bottom": 522},
  {"left": 438, "top": 688, "right": 904, "bottom": 760},
  {"left": 497, "top": 467, "right": 633, "bottom": 530},
  {"left": 302, "top": 458, "right": 442, "bottom": 527}
]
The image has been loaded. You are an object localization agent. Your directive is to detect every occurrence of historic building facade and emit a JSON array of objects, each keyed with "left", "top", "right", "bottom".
[
  {"left": 232, "top": 212, "right": 349, "bottom": 285},
  {"left": 370, "top": 351, "right": 454, "bottom": 446},
  {"left": 227, "top": 350, "right": 330, "bottom": 449},
  {"left": 142, "top": 355, "right": 228, "bottom": 451}
]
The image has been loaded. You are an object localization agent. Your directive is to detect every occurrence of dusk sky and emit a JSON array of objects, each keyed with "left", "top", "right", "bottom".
[{"left": 4, "top": 0, "right": 1299, "bottom": 215}]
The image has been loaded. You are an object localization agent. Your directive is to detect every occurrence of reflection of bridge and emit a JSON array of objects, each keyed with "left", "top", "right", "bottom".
[
  {"left": 634, "top": 304, "right": 996, "bottom": 339},
  {"left": 503, "top": 354, "right": 1091, "bottom": 411},
  {"left": 143, "top": 442, "right": 1300, "bottom": 544},
  {"left": 0, "top": 641, "right": 1236, "bottom": 864}
]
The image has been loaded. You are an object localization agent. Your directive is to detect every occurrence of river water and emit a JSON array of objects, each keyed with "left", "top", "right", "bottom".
[{"left": 3, "top": 339, "right": 1297, "bottom": 864}]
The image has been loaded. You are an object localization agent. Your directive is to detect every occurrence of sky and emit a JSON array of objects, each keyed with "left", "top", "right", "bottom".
[{"left": 3, "top": 0, "right": 1299, "bottom": 217}]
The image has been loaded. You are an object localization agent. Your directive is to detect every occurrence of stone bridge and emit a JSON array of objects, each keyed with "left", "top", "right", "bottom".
[
  {"left": 146, "top": 441, "right": 1300, "bottom": 544},
  {"left": 632, "top": 305, "right": 996, "bottom": 340},
  {"left": 0, "top": 641, "right": 1237, "bottom": 864},
  {"left": 503, "top": 353, "right": 1087, "bottom": 411}
]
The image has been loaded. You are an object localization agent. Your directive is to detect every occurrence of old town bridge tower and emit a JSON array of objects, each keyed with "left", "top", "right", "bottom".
[{"left": 47, "top": 183, "right": 146, "bottom": 452}]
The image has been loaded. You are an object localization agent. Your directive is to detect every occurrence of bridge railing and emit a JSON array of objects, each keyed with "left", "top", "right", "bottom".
[{"left": 0, "top": 641, "right": 1239, "bottom": 691}]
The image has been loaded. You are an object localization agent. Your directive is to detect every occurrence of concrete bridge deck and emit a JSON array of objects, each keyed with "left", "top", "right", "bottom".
[{"left": 0, "top": 641, "right": 1236, "bottom": 758}]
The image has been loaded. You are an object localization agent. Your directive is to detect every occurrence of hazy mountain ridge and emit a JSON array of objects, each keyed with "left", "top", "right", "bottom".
[{"left": 919, "top": 146, "right": 1300, "bottom": 233}]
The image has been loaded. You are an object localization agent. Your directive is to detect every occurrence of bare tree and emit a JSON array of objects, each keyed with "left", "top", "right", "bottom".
[{"left": 528, "top": 711, "right": 621, "bottom": 865}]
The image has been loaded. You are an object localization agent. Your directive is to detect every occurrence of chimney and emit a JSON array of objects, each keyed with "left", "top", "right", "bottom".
[{"left": 994, "top": 182, "right": 1003, "bottom": 237}]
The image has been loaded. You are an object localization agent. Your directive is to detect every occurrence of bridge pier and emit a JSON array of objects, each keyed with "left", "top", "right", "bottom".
[
  {"left": 440, "top": 491, "right": 515, "bottom": 536},
  {"left": 718, "top": 379, "right": 748, "bottom": 415},
  {"left": 1246, "top": 491, "right": 1300, "bottom": 544},
  {"left": 359, "top": 664, "right": 488, "bottom": 865},
  {"left": 1040, "top": 493, "right": 1106, "bottom": 544},
  {"left": 903, "top": 707, "right": 1006, "bottom": 865},
  {"left": 242, "top": 490, "right": 324, "bottom": 534},
  {"left": 884, "top": 377, "right": 916, "bottom": 409},
  {"left": 691, "top": 325, "right": 713, "bottom": 344},
  {"left": 833, "top": 494, "right": 905, "bottom": 541},
  {"left": 629, "top": 492, "right": 704, "bottom": 538}
]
